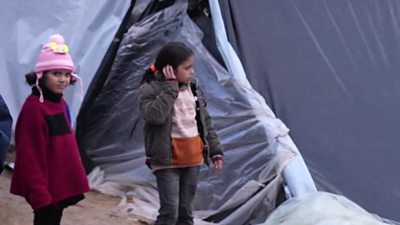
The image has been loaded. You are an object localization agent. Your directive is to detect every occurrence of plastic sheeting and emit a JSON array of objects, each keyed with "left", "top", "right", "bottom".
[
  {"left": 0, "top": 95, "right": 12, "bottom": 174},
  {"left": 208, "top": 0, "right": 317, "bottom": 198},
  {"left": 218, "top": 0, "right": 400, "bottom": 221},
  {"left": 77, "top": 1, "right": 298, "bottom": 224},
  {"left": 0, "top": 0, "right": 130, "bottom": 129},
  {"left": 261, "top": 192, "right": 399, "bottom": 225}
]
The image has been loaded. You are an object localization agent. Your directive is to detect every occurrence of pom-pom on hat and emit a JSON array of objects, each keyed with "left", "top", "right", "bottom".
[
  {"left": 34, "top": 34, "right": 76, "bottom": 75},
  {"left": 33, "top": 34, "right": 83, "bottom": 102}
]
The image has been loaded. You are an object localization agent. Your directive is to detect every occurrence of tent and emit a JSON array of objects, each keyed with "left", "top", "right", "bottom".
[
  {"left": 1, "top": 0, "right": 399, "bottom": 224},
  {"left": 217, "top": 0, "right": 400, "bottom": 221}
]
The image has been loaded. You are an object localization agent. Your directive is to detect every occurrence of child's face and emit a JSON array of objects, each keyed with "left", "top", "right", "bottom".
[
  {"left": 175, "top": 56, "right": 194, "bottom": 84},
  {"left": 44, "top": 70, "right": 71, "bottom": 94}
]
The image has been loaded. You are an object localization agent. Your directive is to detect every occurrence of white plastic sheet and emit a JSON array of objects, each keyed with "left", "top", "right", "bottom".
[
  {"left": 79, "top": 1, "right": 296, "bottom": 224},
  {"left": 261, "top": 192, "right": 399, "bottom": 225},
  {"left": 0, "top": 0, "right": 130, "bottom": 130}
]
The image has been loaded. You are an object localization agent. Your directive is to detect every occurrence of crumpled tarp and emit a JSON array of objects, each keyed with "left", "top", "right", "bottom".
[
  {"left": 261, "top": 192, "right": 400, "bottom": 225},
  {"left": 0, "top": 0, "right": 130, "bottom": 127},
  {"left": 77, "top": 1, "right": 297, "bottom": 224}
]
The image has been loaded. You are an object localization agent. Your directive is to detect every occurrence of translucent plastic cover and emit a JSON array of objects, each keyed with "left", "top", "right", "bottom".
[{"left": 78, "top": 2, "right": 296, "bottom": 224}]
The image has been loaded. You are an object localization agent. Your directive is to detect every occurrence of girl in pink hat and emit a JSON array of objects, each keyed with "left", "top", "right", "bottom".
[{"left": 10, "top": 34, "right": 89, "bottom": 225}]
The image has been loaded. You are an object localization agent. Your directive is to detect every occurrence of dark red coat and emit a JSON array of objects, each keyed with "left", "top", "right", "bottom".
[{"left": 10, "top": 93, "right": 89, "bottom": 210}]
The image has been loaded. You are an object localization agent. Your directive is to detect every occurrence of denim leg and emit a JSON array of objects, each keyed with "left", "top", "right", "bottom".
[
  {"left": 176, "top": 166, "right": 200, "bottom": 225},
  {"left": 154, "top": 169, "right": 180, "bottom": 225}
]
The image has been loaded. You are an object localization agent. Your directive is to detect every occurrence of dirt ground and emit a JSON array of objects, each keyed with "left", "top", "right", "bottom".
[{"left": 0, "top": 168, "right": 145, "bottom": 225}]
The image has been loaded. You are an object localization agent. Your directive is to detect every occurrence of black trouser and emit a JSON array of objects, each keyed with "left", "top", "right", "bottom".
[{"left": 33, "top": 205, "right": 64, "bottom": 225}]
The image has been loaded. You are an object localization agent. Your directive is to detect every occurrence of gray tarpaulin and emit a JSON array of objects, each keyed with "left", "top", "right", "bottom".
[
  {"left": 208, "top": 0, "right": 316, "bottom": 198},
  {"left": 0, "top": 0, "right": 130, "bottom": 128},
  {"left": 78, "top": 1, "right": 297, "bottom": 224},
  {"left": 218, "top": 0, "right": 400, "bottom": 221}
]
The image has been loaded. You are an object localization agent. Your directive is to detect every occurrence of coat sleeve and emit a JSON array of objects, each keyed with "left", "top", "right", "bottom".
[
  {"left": 138, "top": 81, "right": 179, "bottom": 125},
  {"left": 203, "top": 106, "right": 223, "bottom": 158},
  {"left": 12, "top": 103, "right": 53, "bottom": 209},
  {"left": 193, "top": 82, "right": 223, "bottom": 159}
]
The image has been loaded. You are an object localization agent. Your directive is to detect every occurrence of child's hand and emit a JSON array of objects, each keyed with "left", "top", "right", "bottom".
[
  {"left": 162, "top": 65, "right": 176, "bottom": 80},
  {"left": 213, "top": 159, "right": 223, "bottom": 171}
]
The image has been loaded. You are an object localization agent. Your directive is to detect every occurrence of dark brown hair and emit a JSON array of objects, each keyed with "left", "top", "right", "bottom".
[
  {"left": 142, "top": 42, "right": 194, "bottom": 83},
  {"left": 25, "top": 71, "right": 77, "bottom": 86}
]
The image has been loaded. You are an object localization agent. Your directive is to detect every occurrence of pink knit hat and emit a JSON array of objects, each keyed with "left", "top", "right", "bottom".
[{"left": 33, "top": 34, "right": 83, "bottom": 102}]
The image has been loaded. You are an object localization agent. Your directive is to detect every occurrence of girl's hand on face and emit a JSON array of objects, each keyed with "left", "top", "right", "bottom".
[{"left": 162, "top": 65, "right": 176, "bottom": 80}]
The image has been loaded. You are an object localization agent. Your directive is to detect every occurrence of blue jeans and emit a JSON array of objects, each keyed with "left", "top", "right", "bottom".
[{"left": 154, "top": 166, "right": 200, "bottom": 225}]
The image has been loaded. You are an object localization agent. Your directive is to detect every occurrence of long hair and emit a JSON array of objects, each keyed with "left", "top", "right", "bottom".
[{"left": 142, "top": 42, "right": 194, "bottom": 83}]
